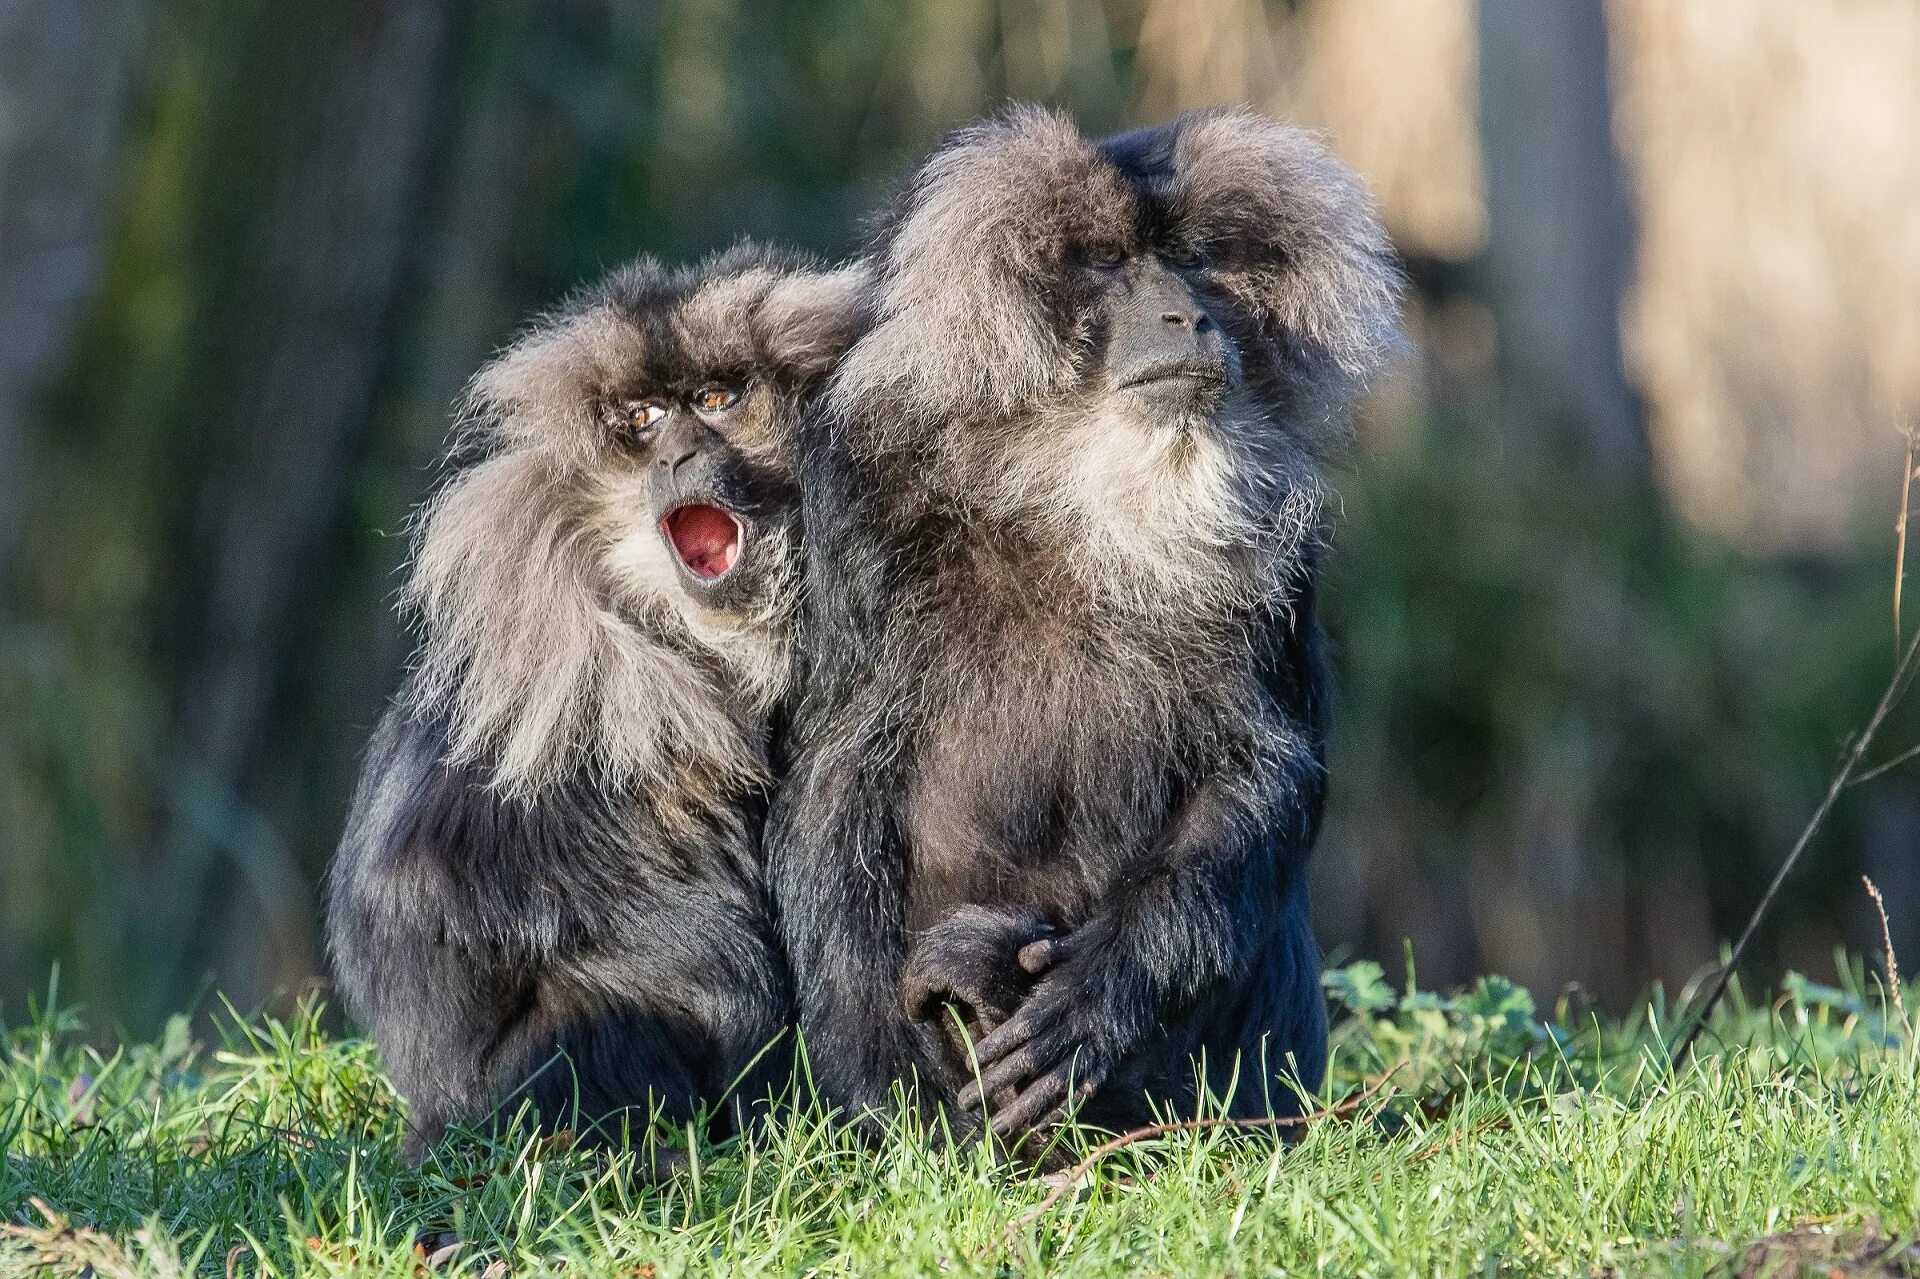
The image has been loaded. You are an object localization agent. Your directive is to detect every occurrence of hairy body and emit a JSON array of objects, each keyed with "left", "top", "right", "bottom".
[
  {"left": 771, "top": 108, "right": 1400, "bottom": 1142},
  {"left": 327, "top": 246, "right": 866, "bottom": 1159}
]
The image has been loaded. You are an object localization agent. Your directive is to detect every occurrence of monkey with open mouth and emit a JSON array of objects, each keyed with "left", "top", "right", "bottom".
[{"left": 326, "top": 245, "right": 867, "bottom": 1162}]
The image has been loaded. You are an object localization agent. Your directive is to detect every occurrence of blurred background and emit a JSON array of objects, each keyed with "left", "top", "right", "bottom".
[{"left": 1, "top": 0, "right": 1916, "bottom": 1035}]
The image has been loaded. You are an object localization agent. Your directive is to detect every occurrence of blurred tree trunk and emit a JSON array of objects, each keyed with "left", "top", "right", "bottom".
[
  {"left": 1475, "top": 0, "right": 1650, "bottom": 486},
  {"left": 1474, "top": 0, "right": 1653, "bottom": 995},
  {"left": 147, "top": 0, "right": 465, "bottom": 1009},
  {"left": 0, "top": 0, "right": 152, "bottom": 598}
]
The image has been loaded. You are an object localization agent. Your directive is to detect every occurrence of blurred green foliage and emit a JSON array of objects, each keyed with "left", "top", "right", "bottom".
[{"left": 1323, "top": 415, "right": 1916, "bottom": 1000}]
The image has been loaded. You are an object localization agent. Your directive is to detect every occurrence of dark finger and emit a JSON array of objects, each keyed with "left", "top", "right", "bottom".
[
  {"left": 957, "top": 1040, "right": 1057, "bottom": 1111},
  {"left": 941, "top": 1002, "right": 980, "bottom": 1047},
  {"left": 947, "top": 983, "right": 1009, "bottom": 1028},
  {"left": 988, "top": 1069, "right": 1074, "bottom": 1137},
  {"left": 969, "top": 1007, "right": 1006, "bottom": 1038},
  {"left": 969, "top": 1008, "right": 1040, "bottom": 1068},
  {"left": 937, "top": 1017, "right": 971, "bottom": 1062},
  {"left": 991, "top": 1070, "right": 1101, "bottom": 1140}
]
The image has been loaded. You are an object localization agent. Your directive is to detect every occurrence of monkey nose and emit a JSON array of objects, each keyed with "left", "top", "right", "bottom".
[
  {"left": 660, "top": 449, "right": 698, "bottom": 475},
  {"left": 1161, "top": 309, "right": 1211, "bottom": 331}
]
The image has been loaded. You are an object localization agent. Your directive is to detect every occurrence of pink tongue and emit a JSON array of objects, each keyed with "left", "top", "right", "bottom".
[{"left": 664, "top": 504, "right": 741, "bottom": 579}]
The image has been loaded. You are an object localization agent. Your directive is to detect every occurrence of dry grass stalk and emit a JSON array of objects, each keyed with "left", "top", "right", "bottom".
[
  {"left": 1863, "top": 876, "right": 1909, "bottom": 1034},
  {"left": 1896, "top": 425, "right": 1916, "bottom": 650}
]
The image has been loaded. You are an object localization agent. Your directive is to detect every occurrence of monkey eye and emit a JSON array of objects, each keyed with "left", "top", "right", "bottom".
[
  {"left": 1164, "top": 243, "right": 1208, "bottom": 270},
  {"left": 1087, "top": 244, "right": 1128, "bottom": 268},
  {"left": 692, "top": 384, "right": 740, "bottom": 415},
  {"left": 620, "top": 400, "right": 667, "bottom": 434}
]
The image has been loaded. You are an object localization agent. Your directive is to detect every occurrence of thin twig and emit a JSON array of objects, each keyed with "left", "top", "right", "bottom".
[
  {"left": 1845, "top": 740, "right": 1920, "bottom": 790},
  {"left": 991, "top": 1064, "right": 1404, "bottom": 1248},
  {"left": 1863, "top": 875, "right": 1908, "bottom": 1032},
  {"left": 1671, "top": 623, "right": 1920, "bottom": 1067},
  {"left": 1392, "top": 1115, "right": 1512, "bottom": 1175},
  {"left": 1895, "top": 431, "right": 1914, "bottom": 650},
  {"left": 1672, "top": 441, "right": 1920, "bottom": 1067}
]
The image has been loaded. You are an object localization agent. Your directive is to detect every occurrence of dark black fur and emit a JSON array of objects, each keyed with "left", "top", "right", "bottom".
[
  {"left": 768, "top": 108, "right": 1400, "bottom": 1143},
  {"left": 331, "top": 697, "right": 787, "bottom": 1159}
]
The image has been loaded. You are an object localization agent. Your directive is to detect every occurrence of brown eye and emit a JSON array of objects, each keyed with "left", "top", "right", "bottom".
[
  {"left": 1089, "top": 244, "right": 1128, "bottom": 268},
  {"left": 693, "top": 384, "right": 739, "bottom": 414},
  {"left": 624, "top": 400, "right": 667, "bottom": 430}
]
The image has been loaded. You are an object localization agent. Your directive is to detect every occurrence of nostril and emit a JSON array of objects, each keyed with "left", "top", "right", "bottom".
[
  {"left": 1160, "top": 311, "right": 1187, "bottom": 326},
  {"left": 1193, "top": 312, "right": 1213, "bottom": 332},
  {"left": 661, "top": 449, "right": 697, "bottom": 474}
]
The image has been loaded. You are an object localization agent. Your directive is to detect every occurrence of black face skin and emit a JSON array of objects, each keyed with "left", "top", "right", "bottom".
[
  {"left": 768, "top": 108, "right": 1399, "bottom": 1153},
  {"left": 326, "top": 245, "right": 865, "bottom": 1165},
  {"left": 1097, "top": 255, "right": 1234, "bottom": 409}
]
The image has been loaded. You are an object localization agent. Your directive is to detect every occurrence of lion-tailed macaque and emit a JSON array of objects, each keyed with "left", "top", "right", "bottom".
[{"left": 328, "top": 246, "right": 867, "bottom": 1161}]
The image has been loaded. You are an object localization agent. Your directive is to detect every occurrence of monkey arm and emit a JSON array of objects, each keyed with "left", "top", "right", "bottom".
[
  {"left": 956, "top": 597, "right": 1330, "bottom": 1136},
  {"left": 334, "top": 701, "right": 592, "bottom": 964},
  {"left": 945, "top": 575, "right": 1332, "bottom": 1140},
  {"left": 332, "top": 900, "right": 549, "bottom": 1156},
  {"left": 328, "top": 701, "right": 576, "bottom": 1150}
]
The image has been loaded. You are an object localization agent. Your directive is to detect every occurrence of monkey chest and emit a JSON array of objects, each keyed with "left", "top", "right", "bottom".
[{"left": 898, "top": 608, "right": 1189, "bottom": 926}]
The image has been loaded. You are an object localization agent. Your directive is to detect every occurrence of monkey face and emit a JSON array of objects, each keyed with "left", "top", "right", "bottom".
[
  {"left": 1069, "top": 249, "right": 1243, "bottom": 429},
  {"left": 828, "top": 106, "right": 1400, "bottom": 579},
  {"left": 594, "top": 371, "right": 801, "bottom": 623},
  {"left": 837, "top": 105, "right": 1399, "bottom": 457},
  {"left": 458, "top": 246, "right": 867, "bottom": 629},
  {"left": 406, "top": 248, "right": 868, "bottom": 793}
]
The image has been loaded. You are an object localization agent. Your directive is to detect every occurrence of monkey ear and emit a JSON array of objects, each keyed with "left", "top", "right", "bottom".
[
  {"left": 1166, "top": 110, "right": 1406, "bottom": 391},
  {"left": 754, "top": 264, "right": 874, "bottom": 381},
  {"left": 462, "top": 307, "right": 630, "bottom": 466}
]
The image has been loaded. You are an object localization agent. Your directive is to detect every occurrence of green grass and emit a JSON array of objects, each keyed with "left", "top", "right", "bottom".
[{"left": 2, "top": 962, "right": 1915, "bottom": 1278}]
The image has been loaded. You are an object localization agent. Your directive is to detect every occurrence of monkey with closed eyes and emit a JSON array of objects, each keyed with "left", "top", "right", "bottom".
[
  {"left": 771, "top": 107, "right": 1401, "bottom": 1145},
  {"left": 326, "top": 245, "right": 868, "bottom": 1161}
]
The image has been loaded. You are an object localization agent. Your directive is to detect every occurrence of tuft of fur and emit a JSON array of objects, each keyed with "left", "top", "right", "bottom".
[
  {"left": 1159, "top": 110, "right": 1405, "bottom": 396},
  {"left": 836, "top": 107, "right": 1134, "bottom": 423}
]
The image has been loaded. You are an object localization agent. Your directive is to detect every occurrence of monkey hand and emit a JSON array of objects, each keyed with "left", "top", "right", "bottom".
[
  {"left": 901, "top": 905, "right": 1059, "bottom": 1037},
  {"left": 953, "top": 929, "right": 1115, "bottom": 1139}
]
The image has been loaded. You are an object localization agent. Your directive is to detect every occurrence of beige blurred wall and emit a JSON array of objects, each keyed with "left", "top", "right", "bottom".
[
  {"left": 1612, "top": 0, "right": 1920, "bottom": 550},
  {"left": 1131, "top": 0, "right": 1920, "bottom": 550}
]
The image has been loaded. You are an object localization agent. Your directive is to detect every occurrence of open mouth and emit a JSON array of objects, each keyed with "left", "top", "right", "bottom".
[{"left": 661, "top": 503, "right": 745, "bottom": 581}]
